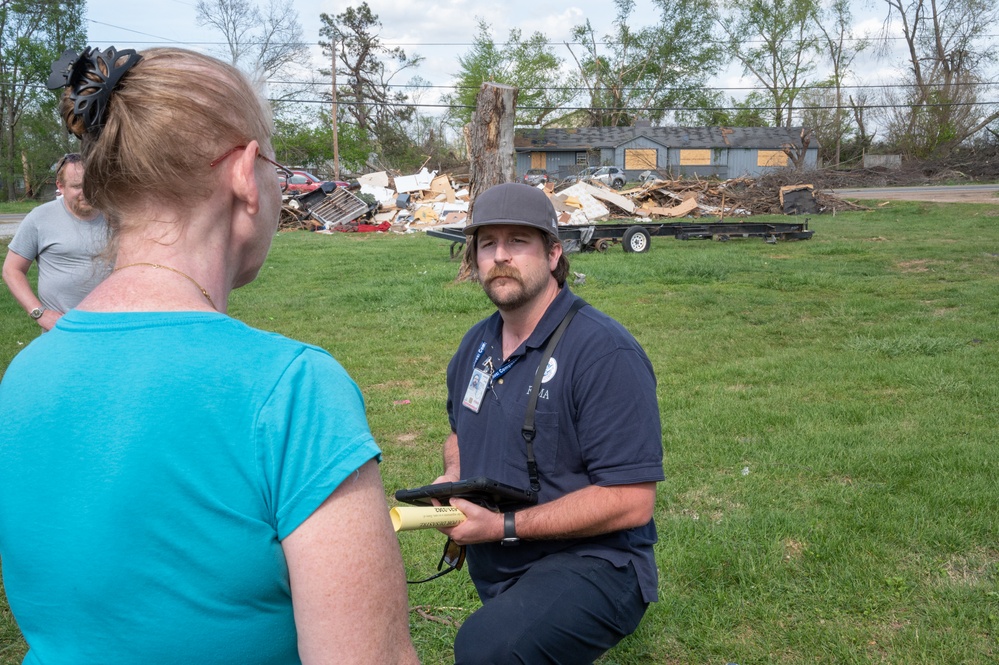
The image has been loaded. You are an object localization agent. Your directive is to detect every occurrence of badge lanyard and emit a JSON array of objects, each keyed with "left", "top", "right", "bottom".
[
  {"left": 472, "top": 343, "right": 518, "bottom": 385},
  {"left": 464, "top": 343, "right": 520, "bottom": 413},
  {"left": 521, "top": 300, "right": 584, "bottom": 492}
]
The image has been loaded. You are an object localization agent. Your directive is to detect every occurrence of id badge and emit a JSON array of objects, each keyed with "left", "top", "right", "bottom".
[{"left": 462, "top": 368, "right": 490, "bottom": 413}]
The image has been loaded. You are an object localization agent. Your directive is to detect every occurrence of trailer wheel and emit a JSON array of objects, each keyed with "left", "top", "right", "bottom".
[
  {"left": 593, "top": 238, "right": 610, "bottom": 253},
  {"left": 622, "top": 226, "right": 651, "bottom": 253}
]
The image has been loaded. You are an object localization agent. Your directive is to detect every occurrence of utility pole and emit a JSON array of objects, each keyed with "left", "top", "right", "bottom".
[{"left": 331, "top": 44, "right": 341, "bottom": 180}]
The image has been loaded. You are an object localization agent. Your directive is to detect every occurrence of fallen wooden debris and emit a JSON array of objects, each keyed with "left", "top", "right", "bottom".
[
  {"left": 282, "top": 167, "right": 869, "bottom": 238},
  {"left": 650, "top": 198, "right": 699, "bottom": 218}
]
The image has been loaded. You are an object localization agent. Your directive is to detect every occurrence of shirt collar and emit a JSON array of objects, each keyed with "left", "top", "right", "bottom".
[{"left": 484, "top": 287, "right": 581, "bottom": 359}]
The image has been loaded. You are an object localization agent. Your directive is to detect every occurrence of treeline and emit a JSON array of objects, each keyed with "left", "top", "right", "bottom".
[{"left": 2, "top": 0, "right": 998, "bottom": 198}]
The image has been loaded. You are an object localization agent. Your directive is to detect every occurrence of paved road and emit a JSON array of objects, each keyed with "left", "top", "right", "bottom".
[
  {"left": 0, "top": 213, "right": 25, "bottom": 239},
  {"left": 830, "top": 184, "right": 999, "bottom": 203}
]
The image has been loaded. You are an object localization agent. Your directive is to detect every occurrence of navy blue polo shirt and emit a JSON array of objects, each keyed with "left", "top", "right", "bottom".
[{"left": 446, "top": 287, "right": 664, "bottom": 603}]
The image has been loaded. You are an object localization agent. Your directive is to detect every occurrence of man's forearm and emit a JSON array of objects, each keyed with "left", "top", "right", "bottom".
[
  {"left": 445, "top": 481, "right": 657, "bottom": 545},
  {"left": 442, "top": 432, "right": 460, "bottom": 479},
  {"left": 2, "top": 259, "right": 42, "bottom": 314},
  {"left": 3, "top": 253, "right": 61, "bottom": 331},
  {"left": 512, "top": 483, "right": 657, "bottom": 540}
]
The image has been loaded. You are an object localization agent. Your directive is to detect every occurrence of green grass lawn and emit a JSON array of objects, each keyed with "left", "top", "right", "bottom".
[
  {"left": 0, "top": 201, "right": 40, "bottom": 215},
  {"left": 2, "top": 201, "right": 998, "bottom": 664}
]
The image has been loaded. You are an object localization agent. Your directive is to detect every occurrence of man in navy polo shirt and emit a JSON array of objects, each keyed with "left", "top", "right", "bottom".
[{"left": 434, "top": 182, "right": 664, "bottom": 664}]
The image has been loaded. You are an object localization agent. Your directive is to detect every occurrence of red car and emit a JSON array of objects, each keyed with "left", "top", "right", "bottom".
[
  {"left": 282, "top": 170, "right": 351, "bottom": 194},
  {"left": 283, "top": 171, "right": 323, "bottom": 194}
]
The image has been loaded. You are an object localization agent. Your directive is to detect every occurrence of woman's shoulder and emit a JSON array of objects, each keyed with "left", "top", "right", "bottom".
[{"left": 218, "top": 318, "right": 341, "bottom": 368}]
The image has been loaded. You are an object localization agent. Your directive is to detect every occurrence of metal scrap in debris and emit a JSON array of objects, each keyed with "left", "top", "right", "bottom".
[{"left": 281, "top": 183, "right": 370, "bottom": 231}]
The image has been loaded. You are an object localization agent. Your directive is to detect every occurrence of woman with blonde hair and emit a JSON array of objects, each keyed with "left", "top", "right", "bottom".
[{"left": 0, "top": 46, "right": 417, "bottom": 665}]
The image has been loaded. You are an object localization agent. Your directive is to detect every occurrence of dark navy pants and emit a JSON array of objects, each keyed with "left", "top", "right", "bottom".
[{"left": 454, "top": 552, "right": 649, "bottom": 665}]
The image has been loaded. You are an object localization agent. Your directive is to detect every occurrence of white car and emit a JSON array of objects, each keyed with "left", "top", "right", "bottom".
[{"left": 563, "top": 166, "right": 627, "bottom": 189}]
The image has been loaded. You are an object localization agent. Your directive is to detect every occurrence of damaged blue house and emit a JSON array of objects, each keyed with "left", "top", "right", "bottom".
[{"left": 515, "top": 125, "right": 819, "bottom": 182}]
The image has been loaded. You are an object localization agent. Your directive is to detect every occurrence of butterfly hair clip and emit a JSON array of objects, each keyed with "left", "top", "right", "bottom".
[{"left": 47, "top": 46, "right": 142, "bottom": 135}]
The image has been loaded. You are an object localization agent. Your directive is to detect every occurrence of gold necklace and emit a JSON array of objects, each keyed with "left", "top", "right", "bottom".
[{"left": 113, "top": 262, "right": 218, "bottom": 311}]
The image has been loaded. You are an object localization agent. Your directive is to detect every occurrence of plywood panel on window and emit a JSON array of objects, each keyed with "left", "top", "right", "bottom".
[
  {"left": 757, "top": 150, "right": 788, "bottom": 167},
  {"left": 624, "top": 149, "right": 657, "bottom": 170},
  {"left": 679, "top": 149, "right": 711, "bottom": 165},
  {"left": 530, "top": 152, "right": 546, "bottom": 169}
]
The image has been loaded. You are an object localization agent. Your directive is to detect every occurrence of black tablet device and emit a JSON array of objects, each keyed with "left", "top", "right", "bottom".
[{"left": 395, "top": 476, "right": 537, "bottom": 510}]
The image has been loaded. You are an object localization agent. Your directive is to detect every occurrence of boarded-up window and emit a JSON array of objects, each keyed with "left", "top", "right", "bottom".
[
  {"left": 530, "top": 152, "right": 546, "bottom": 169},
  {"left": 624, "top": 148, "right": 657, "bottom": 170},
  {"left": 679, "top": 149, "right": 710, "bottom": 165},
  {"left": 757, "top": 150, "right": 789, "bottom": 167}
]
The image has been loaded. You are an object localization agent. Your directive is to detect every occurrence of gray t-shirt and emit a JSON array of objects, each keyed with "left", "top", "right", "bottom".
[{"left": 8, "top": 199, "right": 110, "bottom": 313}]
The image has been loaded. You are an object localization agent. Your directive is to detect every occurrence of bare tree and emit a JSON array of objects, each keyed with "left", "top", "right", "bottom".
[
  {"left": 798, "top": 83, "right": 844, "bottom": 163},
  {"left": 196, "top": 0, "right": 308, "bottom": 81},
  {"left": 318, "top": 2, "right": 425, "bottom": 168},
  {"left": 318, "top": 2, "right": 423, "bottom": 134},
  {"left": 781, "top": 127, "right": 814, "bottom": 169},
  {"left": 812, "top": 0, "right": 869, "bottom": 165},
  {"left": 877, "top": 0, "right": 999, "bottom": 157},
  {"left": 848, "top": 90, "right": 876, "bottom": 157}
]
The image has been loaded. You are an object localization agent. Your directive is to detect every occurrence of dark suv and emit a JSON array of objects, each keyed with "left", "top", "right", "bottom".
[{"left": 522, "top": 168, "right": 551, "bottom": 186}]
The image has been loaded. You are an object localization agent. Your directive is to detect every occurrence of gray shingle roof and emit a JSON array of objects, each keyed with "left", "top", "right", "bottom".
[{"left": 514, "top": 126, "right": 813, "bottom": 151}]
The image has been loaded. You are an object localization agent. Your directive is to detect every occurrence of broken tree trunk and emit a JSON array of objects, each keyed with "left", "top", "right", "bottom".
[
  {"left": 458, "top": 82, "right": 518, "bottom": 281},
  {"left": 468, "top": 82, "right": 517, "bottom": 199}
]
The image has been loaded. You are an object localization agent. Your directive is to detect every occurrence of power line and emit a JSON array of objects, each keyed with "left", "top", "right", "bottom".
[
  {"left": 7, "top": 76, "right": 995, "bottom": 111},
  {"left": 283, "top": 97, "right": 999, "bottom": 113},
  {"left": 87, "top": 20, "right": 185, "bottom": 44},
  {"left": 85, "top": 19, "right": 999, "bottom": 50},
  {"left": 270, "top": 79, "right": 999, "bottom": 93},
  {"left": 5, "top": 80, "right": 993, "bottom": 113}
]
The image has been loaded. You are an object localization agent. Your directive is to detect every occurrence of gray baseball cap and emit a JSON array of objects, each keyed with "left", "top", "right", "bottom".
[{"left": 464, "top": 182, "right": 559, "bottom": 239}]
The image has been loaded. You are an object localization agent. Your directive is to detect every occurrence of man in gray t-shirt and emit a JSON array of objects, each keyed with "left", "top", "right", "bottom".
[{"left": 3, "top": 154, "right": 110, "bottom": 331}]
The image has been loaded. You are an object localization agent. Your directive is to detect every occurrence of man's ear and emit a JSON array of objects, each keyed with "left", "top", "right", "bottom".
[
  {"left": 548, "top": 236, "right": 563, "bottom": 271},
  {"left": 229, "top": 141, "right": 261, "bottom": 216}
]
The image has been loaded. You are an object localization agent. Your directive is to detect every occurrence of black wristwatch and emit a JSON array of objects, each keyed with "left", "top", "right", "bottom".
[{"left": 501, "top": 511, "right": 520, "bottom": 546}]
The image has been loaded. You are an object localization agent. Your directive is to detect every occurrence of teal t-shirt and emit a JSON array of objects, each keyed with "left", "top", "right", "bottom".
[{"left": 0, "top": 311, "right": 381, "bottom": 664}]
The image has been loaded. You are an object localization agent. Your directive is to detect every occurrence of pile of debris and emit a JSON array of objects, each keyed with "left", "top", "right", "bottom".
[
  {"left": 526, "top": 175, "right": 846, "bottom": 225},
  {"left": 547, "top": 170, "right": 868, "bottom": 223},
  {"left": 278, "top": 167, "right": 473, "bottom": 234},
  {"left": 277, "top": 165, "right": 875, "bottom": 235},
  {"left": 353, "top": 169, "right": 472, "bottom": 231}
]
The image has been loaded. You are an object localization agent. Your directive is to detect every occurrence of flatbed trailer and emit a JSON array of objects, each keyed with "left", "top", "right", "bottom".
[{"left": 427, "top": 219, "right": 813, "bottom": 257}]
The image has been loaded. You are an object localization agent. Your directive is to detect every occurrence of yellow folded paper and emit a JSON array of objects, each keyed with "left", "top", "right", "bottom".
[{"left": 390, "top": 506, "right": 466, "bottom": 532}]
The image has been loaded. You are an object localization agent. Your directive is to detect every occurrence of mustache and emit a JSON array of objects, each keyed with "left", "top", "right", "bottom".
[{"left": 485, "top": 266, "right": 521, "bottom": 282}]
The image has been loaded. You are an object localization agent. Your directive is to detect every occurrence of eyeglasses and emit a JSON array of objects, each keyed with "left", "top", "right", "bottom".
[
  {"left": 406, "top": 537, "right": 466, "bottom": 585},
  {"left": 210, "top": 145, "right": 294, "bottom": 180},
  {"left": 55, "top": 153, "right": 82, "bottom": 175}
]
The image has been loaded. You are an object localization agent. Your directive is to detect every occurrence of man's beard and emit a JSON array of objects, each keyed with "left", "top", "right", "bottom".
[
  {"left": 67, "top": 198, "right": 95, "bottom": 219},
  {"left": 482, "top": 265, "right": 548, "bottom": 311}
]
